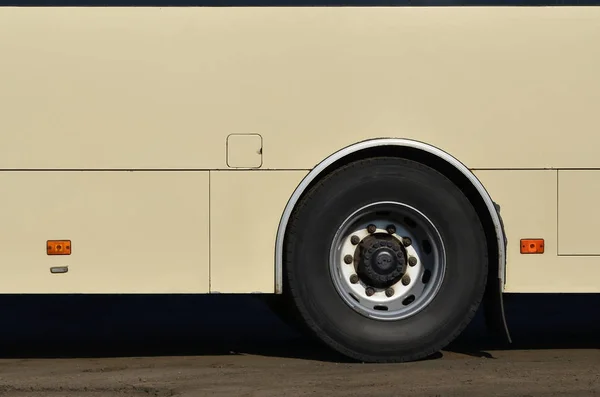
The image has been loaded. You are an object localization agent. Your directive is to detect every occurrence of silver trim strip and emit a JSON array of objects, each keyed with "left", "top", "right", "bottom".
[{"left": 274, "top": 138, "right": 506, "bottom": 294}]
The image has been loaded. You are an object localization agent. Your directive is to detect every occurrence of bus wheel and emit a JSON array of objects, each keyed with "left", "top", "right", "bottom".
[{"left": 283, "top": 157, "right": 488, "bottom": 363}]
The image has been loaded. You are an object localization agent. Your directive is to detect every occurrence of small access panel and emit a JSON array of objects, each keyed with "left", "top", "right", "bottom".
[
  {"left": 558, "top": 170, "right": 600, "bottom": 255},
  {"left": 226, "top": 134, "right": 263, "bottom": 169}
]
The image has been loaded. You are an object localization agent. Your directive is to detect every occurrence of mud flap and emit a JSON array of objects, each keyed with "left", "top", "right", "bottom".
[
  {"left": 483, "top": 277, "right": 512, "bottom": 343},
  {"left": 483, "top": 202, "right": 512, "bottom": 343}
]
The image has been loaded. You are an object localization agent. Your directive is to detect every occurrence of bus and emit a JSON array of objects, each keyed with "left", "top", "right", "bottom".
[{"left": 0, "top": 5, "right": 598, "bottom": 363}]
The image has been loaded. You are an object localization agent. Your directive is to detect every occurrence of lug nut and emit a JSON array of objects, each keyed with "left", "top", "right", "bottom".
[
  {"left": 350, "top": 274, "right": 359, "bottom": 284},
  {"left": 402, "top": 275, "right": 411, "bottom": 286},
  {"left": 408, "top": 256, "right": 417, "bottom": 267},
  {"left": 350, "top": 235, "right": 360, "bottom": 245},
  {"left": 386, "top": 224, "right": 396, "bottom": 234},
  {"left": 403, "top": 237, "right": 412, "bottom": 247},
  {"left": 385, "top": 288, "right": 395, "bottom": 297},
  {"left": 344, "top": 254, "right": 353, "bottom": 264},
  {"left": 365, "top": 287, "right": 375, "bottom": 296},
  {"left": 367, "top": 224, "right": 377, "bottom": 234}
]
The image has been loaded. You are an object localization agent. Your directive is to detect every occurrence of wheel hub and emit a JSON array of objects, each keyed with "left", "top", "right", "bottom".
[
  {"left": 357, "top": 234, "right": 406, "bottom": 288},
  {"left": 373, "top": 251, "right": 395, "bottom": 272}
]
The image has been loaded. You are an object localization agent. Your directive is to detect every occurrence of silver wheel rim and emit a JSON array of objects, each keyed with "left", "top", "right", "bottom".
[{"left": 328, "top": 201, "right": 446, "bottom": 321}]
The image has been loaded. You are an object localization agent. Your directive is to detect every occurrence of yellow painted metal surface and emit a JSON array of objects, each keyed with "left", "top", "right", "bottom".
[
  {"left": 0, "top": 8, "right": 599, "bottom": 170},
  {"left": 0, "top": 7, "right": 599, "bottom": 293},
  {"left": 227, "top": 134, "right": 263, "bottom": 168},
  {"left": 558, "top": 171, "right": 600, "bottom": 255},
  {"left": 474, "top": 170, "right": 600, "bottom": 293},
  {"left": 0, "top": 172, "right": 210, "bottom": 293},
  {"left": 210, "top": 170, "right": 307, "bottom": 293}
]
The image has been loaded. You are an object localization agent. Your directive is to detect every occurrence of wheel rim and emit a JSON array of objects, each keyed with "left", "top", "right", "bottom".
[{"left": 328, "top": 201, "right": 446, "bottom": 321}]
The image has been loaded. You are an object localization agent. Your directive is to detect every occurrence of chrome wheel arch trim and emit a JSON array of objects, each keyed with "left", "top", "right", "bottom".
[{"left": 274, "top": 138, "right": 506, "bottom": 294}]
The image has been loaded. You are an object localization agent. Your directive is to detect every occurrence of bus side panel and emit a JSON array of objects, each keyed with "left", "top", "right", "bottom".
[
  {"left": 258, "top": 7, "right": 600, "bottom": 171},
  {"left": 474, "top": 170, "right": 600, "bottom": 293},
  {"left": 0, "top": 171, "right": 210, "bottom": 293},
  {"left": 1, "top": 8, "right": 599, "bottom": 171},
  {"left": 557, "top": 170, "right": 600, "bottom": 255},
  {"left": 209, "top": 170, "right": 307, "bottom": 293},
  {"left": 0, "top": 9, "right": 228, "bottom": 170}
]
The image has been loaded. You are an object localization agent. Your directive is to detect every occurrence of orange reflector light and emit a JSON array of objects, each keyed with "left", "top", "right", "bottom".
[
  {"left": 520, "top": 239, "right": 544, "bottom": 254},
  {"left": 47, "top": 240, "right": 71, "bottom": 255}
]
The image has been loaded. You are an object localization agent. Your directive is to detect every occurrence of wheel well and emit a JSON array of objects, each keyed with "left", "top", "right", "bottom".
[{"left": 280, "top": 144, "right": 501, "bottom": 298}]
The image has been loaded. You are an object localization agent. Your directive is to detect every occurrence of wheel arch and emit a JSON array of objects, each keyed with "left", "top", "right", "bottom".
[{"left": 275, "top": 138, "right": 507, "bottom": 298}]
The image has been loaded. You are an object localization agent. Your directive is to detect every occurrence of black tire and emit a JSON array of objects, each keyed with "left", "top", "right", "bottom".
[{"left": 283, "top": 157, "right": 488, "bottom": 363}]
